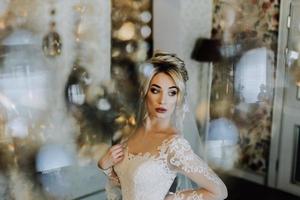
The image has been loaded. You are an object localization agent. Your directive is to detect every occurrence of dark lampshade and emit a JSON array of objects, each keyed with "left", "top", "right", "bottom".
[{"left": 191, "top": 38, "right": 222, "bottom": 62}]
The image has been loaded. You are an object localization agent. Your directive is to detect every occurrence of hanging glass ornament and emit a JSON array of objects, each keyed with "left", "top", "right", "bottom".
[{"left": 42, "top": 9, "right": 62, "bottom": 57}]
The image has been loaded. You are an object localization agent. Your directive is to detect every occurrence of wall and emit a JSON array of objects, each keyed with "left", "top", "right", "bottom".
[{"left": 153, "top": 0, "right": 214, "bottom": 153}]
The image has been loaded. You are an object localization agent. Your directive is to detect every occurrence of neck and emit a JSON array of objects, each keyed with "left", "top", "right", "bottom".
[{"left": 144, "top": 116, "right": 171, "bottom": 134}]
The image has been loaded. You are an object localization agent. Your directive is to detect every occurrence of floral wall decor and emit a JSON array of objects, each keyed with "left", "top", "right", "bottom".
[{"left": 210, "top": 0, "right": 280, "bottom": 174}]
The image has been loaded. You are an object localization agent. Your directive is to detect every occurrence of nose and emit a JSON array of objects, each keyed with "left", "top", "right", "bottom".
[{"left": 158, "top": 92, "right": 167, "bottom": 104}]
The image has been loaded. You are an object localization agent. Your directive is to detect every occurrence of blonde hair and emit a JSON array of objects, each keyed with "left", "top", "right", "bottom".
[{"left": 137, "top": 50, "right": 189, "bottom": 129}]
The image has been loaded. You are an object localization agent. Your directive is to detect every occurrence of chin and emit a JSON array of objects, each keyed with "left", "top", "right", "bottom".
[{"left": 155, "top": 113, "right": 171, "bottom": 120}]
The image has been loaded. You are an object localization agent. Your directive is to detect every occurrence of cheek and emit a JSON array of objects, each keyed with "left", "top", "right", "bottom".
[
  {"left": 146, "top": 94, "right": 156, "bottom": 109},
  {"left": 169, "top": 97, "right": 178, "bottom": 110}
]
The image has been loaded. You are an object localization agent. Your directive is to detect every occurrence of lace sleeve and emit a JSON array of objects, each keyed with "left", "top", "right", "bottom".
[
  {"left": 102, "top": 167, "right": 122, "bottom": 200},
  {"left": 102, "top": 167, "right": 120, "bottom": 186},
  {"left": 166, "top": 136, "right": 228, "bottom": 200}
]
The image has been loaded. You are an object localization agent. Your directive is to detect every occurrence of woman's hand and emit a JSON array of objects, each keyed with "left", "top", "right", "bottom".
[{"left": 98, "top": 144, "right": 125, "bottom": 170}]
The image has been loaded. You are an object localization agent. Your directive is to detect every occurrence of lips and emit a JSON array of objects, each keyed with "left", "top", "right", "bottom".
[{"left": 155, "top": 107, "right": 167, "bottom": 113}]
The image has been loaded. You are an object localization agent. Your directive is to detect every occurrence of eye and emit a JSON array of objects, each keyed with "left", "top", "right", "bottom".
[
  {"left": 168, "top": 90, "right": 177, "bottom": 96},
  {"left": 150, "top": 87, "right": 159, "bottom": 94}
]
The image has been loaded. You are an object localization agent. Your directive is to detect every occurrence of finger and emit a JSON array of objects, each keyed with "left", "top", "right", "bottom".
[
  {"left": 114, "top": 156, "right": 124, "bottom": 164},
  {"left": 112, "top": 148, "right": 124, "bottom": 155},
  {"left": 111, "top": 146, "right": 124, "bottom": 154},
  {"left": 114, "top": 152, "right": 125, "bottom": 159},
  {"left": 110, "top": 144, "right": 123, "bottom": 151},
  {"left": 109, "top": 147, "right": 123, "bottom": 154},
  {"left": 112, "top": 156, "right": 124, "bottom": 165},
  {"left": 115, "top": 153, "right": 124, "bottom": 160},
  {"left": 112, "top": 151, "right": 124, "bottom": 160},
  {"left": 114, "top": 151, "right": 124, "bottom": 159},
  {"left": 109, "top": 148, "right": 122, "bottom": 157},
  {"left": 111, "top": 145, "right": 125, "bottom": 153}
]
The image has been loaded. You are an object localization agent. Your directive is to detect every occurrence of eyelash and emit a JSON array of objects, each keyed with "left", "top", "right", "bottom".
[
  {"left": 150, "top": 88, "right": 177, "bottom": 96},
  {"left": 169, "top": 91, "right": 177, "bottom": 96},
  {"left": 150, "top": 88, "right": 159, "bottom": 94}
]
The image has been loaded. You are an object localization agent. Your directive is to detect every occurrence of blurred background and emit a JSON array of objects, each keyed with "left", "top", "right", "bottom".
[{"left": 0, "top": 0, "right": 300, "bottom": 199}]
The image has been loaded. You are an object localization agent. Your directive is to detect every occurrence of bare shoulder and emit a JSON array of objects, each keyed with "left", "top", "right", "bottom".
[
  {"left": 166, "top": 132, "right": 192, "bottom": 149},
  {"left": 118, "top": 126, "right": 139, "bottom": 145},
  {"left": 168, "top": 127, "right": 186, "bottom": 138},
  {"left": 125, "top": 127, "right": 148, "bottom": 147},
  {"left": 162, "top": 129, "right": 184, "bottom": 145}
]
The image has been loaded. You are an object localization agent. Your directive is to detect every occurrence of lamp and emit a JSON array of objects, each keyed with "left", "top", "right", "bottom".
[
  {"left": 191, "top": 38, "right": 223, "bottom": 146},
  {"left": 206, "top": 117, "right": 239, "bottom": 170},
  {"left": 191, "top": 38, "right": 222, "bottom": 62},
  {"left": 191, "top": 38, "right": 241, "bottom": 170}
]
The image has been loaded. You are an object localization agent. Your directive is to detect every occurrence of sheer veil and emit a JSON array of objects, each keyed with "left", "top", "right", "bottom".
[
  {"left": 140, "top": 50, "right": 204, "bottom": 191},
  {"left": 176, "top": 94, "right": 204, "bottom": 191}
]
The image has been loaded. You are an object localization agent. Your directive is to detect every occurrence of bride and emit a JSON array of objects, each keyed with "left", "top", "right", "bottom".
[{"left": 98, "top": 51, "right": 228, "bottom": 200}]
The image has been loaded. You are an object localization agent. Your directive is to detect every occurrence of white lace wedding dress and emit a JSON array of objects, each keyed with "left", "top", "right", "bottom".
[{"left": 104, "top": 135, "right": 225, "bottom": 200}]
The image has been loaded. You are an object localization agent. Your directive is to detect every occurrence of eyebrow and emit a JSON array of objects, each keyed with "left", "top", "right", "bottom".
[{"left": 151, "top": 84, "right": 178, "bottom": 90}]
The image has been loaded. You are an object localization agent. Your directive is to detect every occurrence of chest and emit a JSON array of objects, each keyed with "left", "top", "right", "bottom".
[
  {"left": 114, "top": 150, "right": 176, "bottom": 186},
  {"left": 126, "top": 134, "right": 171, "bottom": 155}
]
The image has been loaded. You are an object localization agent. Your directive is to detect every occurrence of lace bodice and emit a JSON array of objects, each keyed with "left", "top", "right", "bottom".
[{"left": 105, "top": 135, "right": 227, "bottom": 200}]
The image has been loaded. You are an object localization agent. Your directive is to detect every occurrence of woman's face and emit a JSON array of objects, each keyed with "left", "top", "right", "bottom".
[{"left": 146, "top": 72, "right": 178, "bottom": 120}]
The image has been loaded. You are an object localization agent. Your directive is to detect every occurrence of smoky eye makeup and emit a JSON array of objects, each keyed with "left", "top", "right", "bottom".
[
  {"left": 168, "top": 89, "right": 178, "bottom": 96},
  {"left": 150, "top": 86, "right": 160, "bottom": 94},
  {"left": 149, "top": 84, "right": 178, "bottom": 95},
  {"left": 168, "top": 86, "right": 179, "bottom": 96}
]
